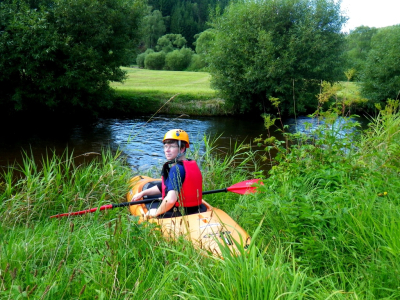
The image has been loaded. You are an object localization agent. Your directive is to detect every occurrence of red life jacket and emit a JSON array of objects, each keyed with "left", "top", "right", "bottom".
[{"left": 161, "top": 160, "right": 203, "bottom": 207}]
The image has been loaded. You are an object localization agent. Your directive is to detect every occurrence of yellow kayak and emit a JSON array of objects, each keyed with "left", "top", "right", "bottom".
[{"left": 127, "top": 176, "right": 251, "bottom": 256}]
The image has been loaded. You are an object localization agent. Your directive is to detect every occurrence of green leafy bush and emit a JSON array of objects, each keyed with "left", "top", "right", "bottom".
[
  {"left": 344, "top": 26, "right": 378, "bottom": 80},
  {"left": 195, "top": 29, "right": 215, "bottom": 57},
  {"left": 187, "top": 54, "right": 206, "bottom": 71},
  {"left": 165, "top": 48, "right": 193, "bottom": 71},
  {"left": 156, "top": 33, "right": 187, "bottom": 53},
  {"left": 193, "top": 29, "right": 215, "bottom": 69},
  {"left": 136, "top": 49, "right": 154, "bottom": 68},
  {"left": 0, "top": 0, "right": 145, "bottom": 116},
  {"left": 144, "top": 51, "right": 166, "bottom": 70},
  {"left": 361, "top": 25, "right": 400, "bottom": 105},
  {"left": 208, "top": 0, "right": 346, "bottom": 115},
  {"left": 232, "top": 101, "right": 400, "bottom": 298}
]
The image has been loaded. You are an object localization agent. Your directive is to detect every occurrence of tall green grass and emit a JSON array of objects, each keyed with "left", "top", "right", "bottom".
[
  {"left": 0, "top": 139, "right": 309, "bottom": 299},
  {"left": 1, "top": 102, "right": 400, "bottom": 298},
  {"left": 1, "top": 150, "right": 131, "bottom": 226},
  {"left": 233, "top": 101, "right": 400, "bottom": 298}
]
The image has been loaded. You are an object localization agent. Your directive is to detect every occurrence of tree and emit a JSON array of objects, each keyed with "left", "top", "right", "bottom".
[
  {"left": 142, "top": 9, "right": 166, "bottom": 49},
  {"left": 148, "top": 0, "right": 175, "bottom": 31},
  {"left": 195, "top": 29, "right": 215, "bottom": 56},
  {"left": 193, "top": 29, "right": 216, "bottom": 68},
  {"left": 361, "top": 25, "right": 400, "bottom": 105},
  {"left": 207, "top": 0, "right": 347, "bottom": 115},
  {"left": 344, "top": 26, "right": 378, "bottom": 79},
  {"left": 169, "top": 1, "right": 200, "bottom": 47},
  {"left": 0, "top": 0, "right": 145, "bottom": 116},
  {"left": 136, "top": 49, "right": 155, "bottom": 68},
  {"left": 147, "top": 0, "right": 232, "bottom": 48},
  {"left": 156, "top": 33, "right": 187, "bottom": 52}
]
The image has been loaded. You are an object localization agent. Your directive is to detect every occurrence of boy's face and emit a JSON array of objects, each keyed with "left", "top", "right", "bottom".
[{"left": 163, "top": 140, "right": 180, "bottom": 160}]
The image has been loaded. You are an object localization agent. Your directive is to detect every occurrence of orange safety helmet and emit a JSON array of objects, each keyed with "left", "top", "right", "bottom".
[{"left": 163, "top": 129, "right": 190, "bottom": 148}]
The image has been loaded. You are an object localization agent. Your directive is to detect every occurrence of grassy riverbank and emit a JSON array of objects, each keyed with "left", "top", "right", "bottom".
[
  {"left": 1, "top": 103, "right": 399, "bottom": 298},
  {"left": 110, "top": 68, "right": 232, "bottom": 116},
  {"left": 110, "top": 68, "right": 366, "bottom": 117},
  {"left": 112, "top": 68, "right": 215, "bottom": 99}
]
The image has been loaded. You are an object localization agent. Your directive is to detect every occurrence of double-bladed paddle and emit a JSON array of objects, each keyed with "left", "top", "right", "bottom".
[{"left": 49, "top": 179, "right": 261, "bottom": 218}]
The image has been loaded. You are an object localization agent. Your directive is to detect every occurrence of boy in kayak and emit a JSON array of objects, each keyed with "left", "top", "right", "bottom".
[{"left": 131, "top": 129, "right": 205, "bottom": 218}]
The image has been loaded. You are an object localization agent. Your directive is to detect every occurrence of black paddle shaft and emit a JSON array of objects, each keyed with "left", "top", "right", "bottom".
[
  {"left": 141, "top": 188, "right": 228, "bottom": 200},
  {"left": 116, "top": 187, "right": 231, "bottom": 210},
  {"left": 202, "top": 188, "right": 228, "bottom": 195},
  {"left": 110, "top": 188, "right": 229, "bottom": 209},
  {"left": 112, "top": 197, "right": 162, "bottom": 208}
]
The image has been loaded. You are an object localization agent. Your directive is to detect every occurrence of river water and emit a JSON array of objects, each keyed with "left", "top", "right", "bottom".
[{"left": 0, "top": 114, "right": 365, "bottom": 173}]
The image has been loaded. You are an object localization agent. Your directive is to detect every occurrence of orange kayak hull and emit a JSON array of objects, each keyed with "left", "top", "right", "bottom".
[{"left": 127, "top": 176, "right": 251, "bottom": 256}]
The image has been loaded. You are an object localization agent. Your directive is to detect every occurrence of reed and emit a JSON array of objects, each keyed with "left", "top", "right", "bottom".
[
  {"left": 1, "top": 103, "right": 400, "bottom": 298},
  {"left": 0, "top": 149, "right": 132, "bottom": 226},
  {"left": 233, "top": 101, "right": 400, "bottom": 298}
]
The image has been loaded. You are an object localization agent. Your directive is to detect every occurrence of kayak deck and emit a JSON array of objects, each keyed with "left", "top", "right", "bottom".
[{"left": 127, "top": 176, "right": 251, "bottom": 256}]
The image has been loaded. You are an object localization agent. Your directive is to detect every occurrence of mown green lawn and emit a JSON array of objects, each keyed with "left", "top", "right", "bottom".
[{"left": 111, "top": 67, "right": 216, "bottom": 100}]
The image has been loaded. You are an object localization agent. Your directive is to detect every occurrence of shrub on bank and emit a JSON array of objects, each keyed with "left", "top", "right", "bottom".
[
  {"left": 138, "top": 47, "right": 194, "bottom": 71},
  {"left": 187, "top": 54, "right": 207, "bottom": 71},
  {"left": 361, "top": 26, "right": 400, "bottom": 105},
  {"left": 144, "top": 51, "right": 166, "bottom": 70},
  {"left": 232, "top": 101, "right": 400, "bottom": 298},
  {"left": 165, "top": 47, "right": 193, "bottom": 71},
  {"left": 136, "top": 49, "right": 154, "bottom": 68}
]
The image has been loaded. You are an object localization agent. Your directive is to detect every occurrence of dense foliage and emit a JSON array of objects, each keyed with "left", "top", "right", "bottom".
[
  {"left": 165, "top": 48, "right": 193, "bottom": 71},
  {"left": 0, "top": 0, "right": 145, "bottom": 116},
  {"left": 146, "top": 0, "right": 231, "bottom": 47},
  {"left": 343, "top": 26, "right": 378, "bottom": 80},
  {"left": 232, "top": 101, "right": 400, "bottom": 298},
  {"left": 1, "top": 103, "right": 400, "bottom": 298},
  {"left": 140, "top": 9, "right": 166, "bottom": 49},
  {"left": 361, "top": 25, "right": 400, "bottom": 105},
  {"left": 156, "top": 33, "right": 187, "bottom": 52},
  {"left": 207, "top": 0, "right": 347, "bottom": 115},
  {"left": 137, "top": 33, "right": 197, "bottom": 71},
  {"left": 192, "top": 29, "right": 215, "bottom": 69},
  {"left": 144, "top": 51, "right": 166, "bottom": 70}
]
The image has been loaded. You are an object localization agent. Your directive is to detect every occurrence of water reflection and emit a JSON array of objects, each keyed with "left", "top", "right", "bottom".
[
  {"left": 0, "top": 114, "right": 366, "bottom": 172},
  {"left": 0, "top": 115, "right": 266, "bottom": 171},
  {"left": 81, "top": 115, "right": 267, "bottom": 171},
  {"left": 285, "top": 116, "right": 363, "bottom": 138}
]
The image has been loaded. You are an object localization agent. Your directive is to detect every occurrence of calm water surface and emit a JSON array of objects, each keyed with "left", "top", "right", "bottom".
[{"left": 0, "top": 115, "right": 365, "bottom": 172}]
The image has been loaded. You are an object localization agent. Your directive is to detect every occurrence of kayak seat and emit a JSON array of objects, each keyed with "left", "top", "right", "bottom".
[
  {"left": 142, "top": 181, "right": 162, "bottom": 192},
  {"left": 156, "top": 203, "right": 207, "bottom": 219}
]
